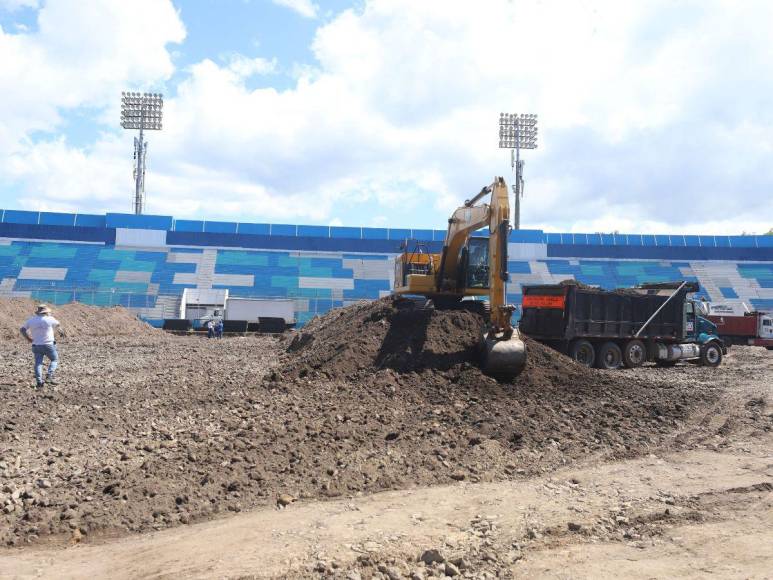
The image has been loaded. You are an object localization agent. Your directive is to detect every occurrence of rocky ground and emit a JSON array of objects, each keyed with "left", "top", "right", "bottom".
[{"left": 0, "top": 299, "right": 771, "bottom": 578}]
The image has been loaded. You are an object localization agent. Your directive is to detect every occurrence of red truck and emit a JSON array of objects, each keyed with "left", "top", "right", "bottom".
[{"left": 706, "top": 311, "right": 773, "bottom": 350}]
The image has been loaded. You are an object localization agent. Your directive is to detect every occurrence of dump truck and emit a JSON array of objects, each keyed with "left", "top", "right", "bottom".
[
  {"left": 706, "top": 310, "right": 773, "bottom": 350},
  {"left": 518, "top": 281, "right": 726, "bottom": 368}
]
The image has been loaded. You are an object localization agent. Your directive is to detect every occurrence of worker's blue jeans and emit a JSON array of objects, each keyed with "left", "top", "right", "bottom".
[{"left": 32, "top": 343, "right": 58, "bottom": 382}]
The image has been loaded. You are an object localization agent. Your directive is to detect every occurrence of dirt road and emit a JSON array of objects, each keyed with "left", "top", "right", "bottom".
[{"left": 2, "top": 440, "right": 771, "bottom": 579}]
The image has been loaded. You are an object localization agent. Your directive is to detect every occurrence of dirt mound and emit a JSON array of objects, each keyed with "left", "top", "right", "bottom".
[
  {"left": 286, "top": 299, "right": 485, "bottom": 378},
  {"left": 284, "top": 297, "right": 593, "bottom": 389},
  {"left": 0, "top": 298, "right": 161, "bottom": 341}
]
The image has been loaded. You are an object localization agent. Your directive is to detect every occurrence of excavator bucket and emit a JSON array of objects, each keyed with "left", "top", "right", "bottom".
[{"left": 481, "top": 328, "right": 527, "bottom": 380}]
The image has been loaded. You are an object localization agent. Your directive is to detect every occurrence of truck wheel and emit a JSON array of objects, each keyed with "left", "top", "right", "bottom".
[
  {"left": 622, "top": 339, "right": 646, "bottom": 368},
  {"left": 596, "top": 341, "right": 623, "bottom": 370},
  {"left": 700, "top": 342, "right": 723, "bottom": 367},
  {"left": 569, "top": 340, "right": 595, "bottom": 368}
]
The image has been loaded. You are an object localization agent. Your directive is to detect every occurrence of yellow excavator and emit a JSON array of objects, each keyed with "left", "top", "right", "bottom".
[{"left": 392, "top": 177, "right": 527, "bottom": 378}]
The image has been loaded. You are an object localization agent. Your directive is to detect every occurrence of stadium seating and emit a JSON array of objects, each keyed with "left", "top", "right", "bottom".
[{"left": 1, "top": 209, "right": 771, "bottom": 325}]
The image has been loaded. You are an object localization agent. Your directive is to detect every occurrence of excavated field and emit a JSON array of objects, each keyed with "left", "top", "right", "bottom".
[{"left": 0, "top": 298, "right": 770, "bottom": 550}]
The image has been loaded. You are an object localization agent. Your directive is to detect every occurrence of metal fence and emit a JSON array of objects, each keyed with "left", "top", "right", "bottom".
[{"left": 0, "top": 285, "right": 167, "bottom": 312}]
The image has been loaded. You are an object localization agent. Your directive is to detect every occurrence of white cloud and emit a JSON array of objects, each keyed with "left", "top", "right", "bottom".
[
  {"left": 2, "top": 0, "right": 773, "bottom": 235},
  {"left": 0, "top": 0, "right": 39, "bottom": 10},
  {"left": 0, "top": 0, "right": 184, "bottom": 153},
  {"left": 226, "top": 54, "right": 277, "bottom": 77},
  {"left": 5, "top": 137, "right": 128, "bottom": 210},
  {"left": 271, "top": 0, "right": 318, "bottom": 19}
]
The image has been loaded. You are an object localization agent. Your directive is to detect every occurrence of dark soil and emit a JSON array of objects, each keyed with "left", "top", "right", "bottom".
[
  {"left": 0, "top": 298, "right": 755, "bottom": 548},
  {"left": 285, "top": 297, "right": 624, "bottom": 389}
]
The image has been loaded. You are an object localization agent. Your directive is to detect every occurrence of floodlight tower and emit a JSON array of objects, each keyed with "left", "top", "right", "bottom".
[
  {"left": 498, "top": 113, "right": 538, "bottom": 230},
  {"left": 121, "top": 92, "right": 163, "bottom": 215}
]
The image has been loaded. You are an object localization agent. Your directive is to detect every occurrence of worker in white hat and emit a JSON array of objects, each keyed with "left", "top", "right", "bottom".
[{"left": 20, "top": 304, "right": 62, "bottom": 389}]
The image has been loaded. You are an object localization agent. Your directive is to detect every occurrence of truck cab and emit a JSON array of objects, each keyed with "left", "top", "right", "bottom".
[
  {"left": 684, "top": 300, "right": 720, "bottom": 342},
  {"left": 760, "top": 314, "right": 773, "bottom": 340}
]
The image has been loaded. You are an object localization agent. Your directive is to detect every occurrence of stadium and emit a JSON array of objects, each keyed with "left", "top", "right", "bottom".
[
  {"left": 2, "top": 208, "right": 771, "bottom": 327},
  {"left": 2, "top": 1, "right": 773, "bottom": 577}
]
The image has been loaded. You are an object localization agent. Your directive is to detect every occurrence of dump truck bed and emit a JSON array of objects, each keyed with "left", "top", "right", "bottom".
[{"left": 519, "top": 282, "right": 694, "bottom": 343}]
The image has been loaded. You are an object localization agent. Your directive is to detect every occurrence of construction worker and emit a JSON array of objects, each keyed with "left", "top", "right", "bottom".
[
  {"left": 206, "top": 319, "right": 215, "bottom": 339},
  {"left": 20, "top": 304, "right": 61, "bottom": 389},
  {"left": 215, "top": 318, "right": 224, "bottom": 339}
]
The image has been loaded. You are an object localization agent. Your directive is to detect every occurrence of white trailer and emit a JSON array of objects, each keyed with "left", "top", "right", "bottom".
[
  {"left": 224, "top": 298, "right": 295, "bottom": 324},
  {"left": 181, "top": 288, "right": 228, "bottom": 320}
]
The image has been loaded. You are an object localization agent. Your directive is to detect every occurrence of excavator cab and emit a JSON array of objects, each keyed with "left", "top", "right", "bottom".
[
  {"left": 392, "top": 178, "right": 526, "bottom": 379},
  {"left": 395, "top": 237, "right": 490, "bottom": 297},
  {"left": 462, "top": 237, "right": 490, "bottom": 289}
]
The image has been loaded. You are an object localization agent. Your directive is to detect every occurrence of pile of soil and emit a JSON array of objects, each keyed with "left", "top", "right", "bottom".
[
  {"left": 0, "top": 298, "right": 160, "bottom": 341},
  {"left": 284, "top": 297, "right": 594, "bottom": 389},
  {"left": 0, "top": 298, "right": 751, "bottom": 548},
  {"left": 286, "top": 299, "right": 486, "bottom": 379}
]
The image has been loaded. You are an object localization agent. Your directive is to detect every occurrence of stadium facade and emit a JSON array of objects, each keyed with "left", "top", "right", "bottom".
[{"left": 1, "top": 208, "right": 772, "bottom": 326}]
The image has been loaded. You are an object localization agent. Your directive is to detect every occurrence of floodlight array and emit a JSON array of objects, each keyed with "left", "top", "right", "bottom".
[
  {"left": 498, "top": 113, "right": 538, "bottom": 149},
  {"left": 121, "top": 92, "right": 164, "bottom": 130}
]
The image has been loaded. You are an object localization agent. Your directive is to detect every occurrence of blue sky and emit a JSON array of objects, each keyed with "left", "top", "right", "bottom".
[{"left": 0, "top": 0, "right": 771, "bottom": 235}]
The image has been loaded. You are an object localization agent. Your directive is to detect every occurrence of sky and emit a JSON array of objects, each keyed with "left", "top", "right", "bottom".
[{"left": 0, "top": 0, "right": 771, "bottom": 235}]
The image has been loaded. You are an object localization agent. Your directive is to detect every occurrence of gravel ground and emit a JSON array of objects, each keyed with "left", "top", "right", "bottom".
[{"left": 0, "top": 300, "right": 769, "bottom": 550}]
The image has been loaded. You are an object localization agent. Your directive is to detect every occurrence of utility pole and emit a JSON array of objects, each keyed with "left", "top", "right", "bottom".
[
  {"left": 121, "top": 92, "right": 163, "bottom": 215},
  {"left": 498, "top": 113, "right": 538, "bottom": 230}
]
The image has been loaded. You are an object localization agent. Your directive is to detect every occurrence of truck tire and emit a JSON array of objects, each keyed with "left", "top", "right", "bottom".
[
  {"left": 622, "top": 339, "right": 646, "bottom": 368},
  {"left": 569, "top": 339, "right": 595, "bottom": 368},
  {"left": 700, "top": 342, "right": 723, "bottom": 367},
  {"left": 596, "top": 341, "right": 623, "bottom": 370}
]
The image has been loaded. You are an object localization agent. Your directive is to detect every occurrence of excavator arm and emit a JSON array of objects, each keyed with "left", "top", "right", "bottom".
[
  {"left": 478, "top": 178, "right": 524, "bottom": 378},
  {"left": 486, "top": 177, "right": 514, "bottom": 333}
]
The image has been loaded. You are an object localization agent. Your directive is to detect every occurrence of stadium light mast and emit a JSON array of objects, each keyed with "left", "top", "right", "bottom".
[
  {"left": 121, "top": 92, "right": 163, "bottom": 215},
  {"left": 499, "top": 113, "right": 538, "bottom": 230}
]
